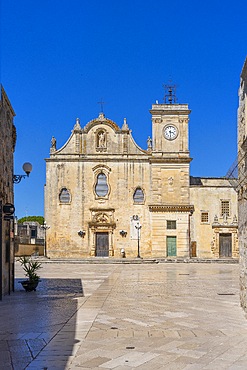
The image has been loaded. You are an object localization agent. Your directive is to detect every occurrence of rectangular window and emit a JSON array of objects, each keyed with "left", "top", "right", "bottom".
[
  {"left": 167, "top": 220, "right": 176, "bottom": 229},
  {"left": 18, "top": 225, "right": 28, "bottom": 237},
  {"left": 221, "top": 200, "right": 230, "bottom": 217},
  {"left": 30, "top": 227, "right": 37, "bottom": 238},
  {"left": 201, "top": 212, "right": 209, "bottom": 223}
]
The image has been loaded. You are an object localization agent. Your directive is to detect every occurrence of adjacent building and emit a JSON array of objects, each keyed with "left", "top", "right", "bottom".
[
  {"left": 0, "top": 85, "right": 16, "bottom": 297},
  {"left": 45, "top": 90, "right": 238, "bottom": 260},
  {"left": 238, "top": 57, "right": 247, "bottom": 311},
  {"left": 190, "top": 177, "right": 238, "bottom": 258},
  {"left": 15, "top": 221, "right": 45, "bottom": 257}
]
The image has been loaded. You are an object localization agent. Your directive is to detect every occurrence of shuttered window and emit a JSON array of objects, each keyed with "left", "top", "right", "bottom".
[
  {"left": 95, "top": 173, "right": 108, "bottom": 197},
  {"left": 167, "top": 220, "right": 176, "bottom": 229},
  {"left": 133, "top": 187, "right": 144, "bottom": 203},
  {"left": 221, "top": 201, "right": 230, "bottom": 217},
  {"left": 201, "top": 212, "right": 209, "bottom": 223}
]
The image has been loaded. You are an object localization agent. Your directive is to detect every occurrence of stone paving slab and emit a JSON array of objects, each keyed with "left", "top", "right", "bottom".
[{"left": 0, "top": 262, "right": 247, "bottom": 369}]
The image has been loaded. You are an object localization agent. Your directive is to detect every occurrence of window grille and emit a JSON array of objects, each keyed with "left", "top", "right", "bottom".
[
  {"left": 167, "top": 220, "right": 176, "bottom": 229},
  {"left": 95, "top": 173, "right": 108, "bottom": 197},
  {"left": 221, "top": 200, "right": 230, "bottom": 217},
  {"left": 201, "top": 212, "right": 209, "bottom": 223},
  {"left": 59, "top": 188, "right": 71, "bottom": 203}
]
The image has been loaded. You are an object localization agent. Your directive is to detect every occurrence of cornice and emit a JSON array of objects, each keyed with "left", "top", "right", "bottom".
[
  {"left": 89, "top": 207, "right": 115, "bottom": 212},
  {"left": 150, "top": 104, "right": 191, "bottom": 116},
  {"left": 45, "top": 155, "right": 151, "bottom": 162},
  {"left": 150, "top": 156, "right": 192, "bottom": 164},
  {"left": 149, "top": 204, "right": 194, "bottom": 213},
  {"left": 45, "top": 155, "right": 193, "bottom": 165},
  {"left": 88, "top": 222, "right": 116, "bottom": 228},
  {"left": 212, "top": 223, "right": 238, "bottom": 229}
]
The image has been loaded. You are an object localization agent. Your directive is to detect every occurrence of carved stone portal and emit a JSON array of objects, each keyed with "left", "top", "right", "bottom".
[{"left": 88, "top": 209, "right": 116, "bottom": 257}]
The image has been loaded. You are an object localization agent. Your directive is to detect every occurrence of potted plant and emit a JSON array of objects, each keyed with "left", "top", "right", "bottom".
[{"left": 18, "top": 256, "right": 42, "bottom": 292}]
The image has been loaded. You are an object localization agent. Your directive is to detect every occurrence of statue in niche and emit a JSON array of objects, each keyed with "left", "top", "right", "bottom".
[
  {"left": 147, "top": 136, "right": 152, "bottom": 151},
  {"left": 98, "top": 131, "right": 106, "bottom": 148},
  {"left": 51, "top": 136, "right": 56, "bottom": 149},
  {"left": 223, "top": 213, "right": 228, "bottom": 224}
]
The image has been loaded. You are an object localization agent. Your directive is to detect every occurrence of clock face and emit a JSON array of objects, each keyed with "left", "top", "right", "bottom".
[{"left": 163, "top": 125, "right": 178, "bottom": 140}]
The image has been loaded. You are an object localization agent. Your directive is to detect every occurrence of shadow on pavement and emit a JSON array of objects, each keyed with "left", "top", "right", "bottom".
[{"left": 0, "top": 278, "right": 84, "bottom": 370}]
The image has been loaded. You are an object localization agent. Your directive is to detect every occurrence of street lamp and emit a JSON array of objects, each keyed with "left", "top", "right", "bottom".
[
  {"left": 13, "top": 162, "right": 32, "bottom": 184},
  {"left": 119, "top": 230, "right": 127, "bottom": 237},
  {"left": 78, "top": 230, "right": 86, "bottom": 238},
  {"left": 135, "top": 220, "right": 142, "bottom": 258},
  {"left": 41, "top": 221, "right": 50, "bottom": 257}
]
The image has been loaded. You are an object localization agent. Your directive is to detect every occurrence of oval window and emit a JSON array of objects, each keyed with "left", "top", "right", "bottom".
[
  {"left": 133, "top": 187, "right": 144, "bottom": 203},
  {"left": 59, "top": 188, "right": 71, "bottom": 203},
  {"left": 95, "top": 173, "right": 108, "bottom": 197}
]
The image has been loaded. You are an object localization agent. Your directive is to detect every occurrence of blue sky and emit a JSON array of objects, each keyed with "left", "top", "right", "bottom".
[{"left": 1, "top": 0, "right": 246, "bottom": 218}]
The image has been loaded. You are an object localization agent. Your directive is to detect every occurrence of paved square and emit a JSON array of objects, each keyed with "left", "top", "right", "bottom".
[{"left": 1, "top": 261, "right": 247, "bottom": 369}]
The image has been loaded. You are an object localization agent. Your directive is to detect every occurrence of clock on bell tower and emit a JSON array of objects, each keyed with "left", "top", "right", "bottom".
[{"left": 150, "top": 84, "right": 191, "bottom": 159}]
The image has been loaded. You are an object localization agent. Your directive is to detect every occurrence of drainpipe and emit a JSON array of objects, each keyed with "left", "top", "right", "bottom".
[{"left": 188, "top": 211, "right": 193, "bottom": 258}]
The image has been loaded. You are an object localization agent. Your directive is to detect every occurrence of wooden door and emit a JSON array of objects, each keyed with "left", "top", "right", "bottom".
[
  {"left": 167, "top": 236, "right": 177, "bottom": 257},
  {"left": 96, "top": 232, "right": 109, "bottom": 257},
  {"left": 219, "top": 233, "right": 232, "bottom": 257},
  {"left": 191, "top": 241, "right": 197, "bottom": 257}
]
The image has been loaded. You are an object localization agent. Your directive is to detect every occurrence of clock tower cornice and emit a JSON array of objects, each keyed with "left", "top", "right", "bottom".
[{"left": 150, "top": 104, "right": 191, "bottom": 116}]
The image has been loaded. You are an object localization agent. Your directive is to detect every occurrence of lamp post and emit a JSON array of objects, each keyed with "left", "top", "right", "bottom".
[
  {"left": 135, "top": 221, "right": 142, "bottom": 258},
  {"left": 13, "top": 162, "right": 32, "bottom": 184},
  {"left": 41, "top": 221, "right": 50, "bottom": 257}
]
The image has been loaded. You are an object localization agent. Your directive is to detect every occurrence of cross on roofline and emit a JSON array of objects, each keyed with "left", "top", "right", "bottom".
[{"left": 97, "top": 98, "right": 106, "bottom": 113}]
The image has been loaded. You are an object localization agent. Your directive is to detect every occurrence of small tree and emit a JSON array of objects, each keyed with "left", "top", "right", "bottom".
[{"left": 18, "top": 216, "right": 44, "bottom": 225}]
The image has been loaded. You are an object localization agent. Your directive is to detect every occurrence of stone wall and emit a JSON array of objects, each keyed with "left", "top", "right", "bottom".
[
  {"left": 0, "top": 85, "right": 16, "bottom": 296},
  {"left": 238, "top": 58, "right": 247, "bottom": 311},
  {"left": 15, "top": 244, "right": 44, "bottom": 257}
]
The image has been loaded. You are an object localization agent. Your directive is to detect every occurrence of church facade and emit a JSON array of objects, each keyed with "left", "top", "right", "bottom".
[{"left": 45, "top": 96, "right": 238, "bottom": 259}]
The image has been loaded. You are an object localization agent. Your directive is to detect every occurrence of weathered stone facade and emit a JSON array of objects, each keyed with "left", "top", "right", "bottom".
[
  {"left": 45, "top": 98, "right": 238, "bottom": 259},
  {"left": 238, "top": 58, "right": 247, "bottom": 311},
  {"left": 190, "top": 177, "right": 238, "bottom": 258},
  {"left": 0, "top": 85, "right": 16, "bottom": 296}
]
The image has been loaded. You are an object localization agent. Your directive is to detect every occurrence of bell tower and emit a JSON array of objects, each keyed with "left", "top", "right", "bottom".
[{"left": 150, "top": 84, "right": 191, "bottom": 158}]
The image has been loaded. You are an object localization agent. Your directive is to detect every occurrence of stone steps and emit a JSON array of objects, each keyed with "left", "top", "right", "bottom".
[{"left": 26, "top": 257, "right": 239, "bottom": 264}]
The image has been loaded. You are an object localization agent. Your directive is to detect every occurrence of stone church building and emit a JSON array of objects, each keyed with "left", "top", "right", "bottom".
[{"left": 45, "top": 93, "right": 238, "bottom": 259}]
